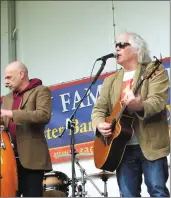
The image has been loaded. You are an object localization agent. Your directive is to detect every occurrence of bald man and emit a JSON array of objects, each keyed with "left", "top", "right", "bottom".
[{"left": 1, "top": 61, "right": 52, "bottom": 197}]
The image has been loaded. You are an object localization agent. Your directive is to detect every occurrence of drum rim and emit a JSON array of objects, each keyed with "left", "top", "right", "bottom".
[{"left": 44, "top": 171, "right": 69, "bottom": 180}]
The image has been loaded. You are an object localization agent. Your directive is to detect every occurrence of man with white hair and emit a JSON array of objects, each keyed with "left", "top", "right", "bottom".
[
  {"left": 92, "top": 32, "right": 170, "bottom": 197},
  {"left": 1, "top": 61, "right": 52, "bottom": 197}
]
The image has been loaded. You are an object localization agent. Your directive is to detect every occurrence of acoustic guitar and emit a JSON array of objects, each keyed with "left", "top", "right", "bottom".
[{"left": 93, "top": 57, "right": 162, "bottom": 172}]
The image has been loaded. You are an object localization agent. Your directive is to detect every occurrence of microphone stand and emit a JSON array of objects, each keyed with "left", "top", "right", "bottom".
[{"left": 58, "top": 59, "right": 107, "bottom": 197}]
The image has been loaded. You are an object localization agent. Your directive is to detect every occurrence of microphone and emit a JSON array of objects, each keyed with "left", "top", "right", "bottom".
[{"left": 96, "top": 52, "right": 117, "bottom": 61}]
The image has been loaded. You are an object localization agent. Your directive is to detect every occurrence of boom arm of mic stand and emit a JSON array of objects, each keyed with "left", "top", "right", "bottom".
[{"left": 58, "top": 59, "right": 107, "bottom": 138}]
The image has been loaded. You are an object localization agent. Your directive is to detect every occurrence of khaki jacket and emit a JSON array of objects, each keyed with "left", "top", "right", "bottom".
[
  {"left": 1, "top": 85, "right": 52, "bottom": 170},
  {"left": 91, "top": 62, "right": 170, "bottom": 160}
]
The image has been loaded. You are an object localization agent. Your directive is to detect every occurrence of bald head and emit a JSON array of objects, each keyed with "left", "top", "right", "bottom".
[
  {"left": 5, "top": 61, "right": 28, "bottom": 74},
  {"left": 4, "top": 61, "right": 29, "bottom": 92}
]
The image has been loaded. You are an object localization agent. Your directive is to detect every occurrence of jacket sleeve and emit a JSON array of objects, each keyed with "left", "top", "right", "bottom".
[
  {"left": 0, "top": 100, "right": 4, "bottom": 125},
  {"left": 91, "top": 77, "right": 111, "bottom": 132},
  {"left": 0, "top": 94, "right": 9, "bottom": 127},
  {"left": 12, "top": 87, "right": 52, "bottom": 125},
  {"left": 136, "top": 63, "right": 169, "bottom": 120}
]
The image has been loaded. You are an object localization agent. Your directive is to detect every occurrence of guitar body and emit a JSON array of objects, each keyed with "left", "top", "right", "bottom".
[{"left": 94, "top": 101, "right": 135, "bottom": 172}]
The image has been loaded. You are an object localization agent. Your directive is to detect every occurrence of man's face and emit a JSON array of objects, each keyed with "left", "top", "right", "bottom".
[
  {"left": 115, "top": 34, "right": 137, "bottom": 66},
  {"left": 4, "top": 68, "right": 22, "bottom": 92}
]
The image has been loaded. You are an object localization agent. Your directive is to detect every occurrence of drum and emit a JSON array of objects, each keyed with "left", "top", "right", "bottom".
[
  {"left": 0, "top": 126, "right": 18, "bottom": 197},
  {"left": 43, "top": 170, "right": 70, "bottom": 197}
]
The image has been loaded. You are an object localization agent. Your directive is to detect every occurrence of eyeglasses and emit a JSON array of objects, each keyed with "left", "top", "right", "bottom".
[{"left": 115, "top": 42, "right": 130, "bottom": 49}]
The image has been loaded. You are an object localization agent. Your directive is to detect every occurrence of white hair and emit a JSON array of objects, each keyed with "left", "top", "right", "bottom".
[{"left": 119, "top": 32, "right": 152, "bottom": 65}]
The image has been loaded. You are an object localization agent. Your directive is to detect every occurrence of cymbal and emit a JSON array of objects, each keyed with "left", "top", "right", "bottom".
[{"left": 89, "top": 171, "right": 115, "bottom": 179}]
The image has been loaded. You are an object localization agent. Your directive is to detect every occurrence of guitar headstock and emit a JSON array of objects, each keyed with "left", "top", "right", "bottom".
[{"left": 142, "top": 55, "right": 162, "bottom": 81}]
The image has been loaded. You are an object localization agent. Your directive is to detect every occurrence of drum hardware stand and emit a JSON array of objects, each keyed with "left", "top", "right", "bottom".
[
  {"left": 58, "top": 59, "right": 108, "bottom": 197},
  {"left": 75, "top": 157, "right": 103, "bottom": 197},
  {"left": 1, "top": 127, "right": 12, "bottom": 150},
  {"left": 0, "top": 141, "right": 6, "bottom": 149},
  {"left": 77, "top": 184, "right": 83, "bottom": 197},
  {"left": 75, "top": 158, "right": 87, "bottom": 197},
  {"left": 0, "top": 126, "right": 6, "bottom": 150}
]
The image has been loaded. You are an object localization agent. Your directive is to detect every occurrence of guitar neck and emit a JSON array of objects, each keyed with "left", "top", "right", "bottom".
[
  {"left": 133, "top": 78, "right": 144, "bottom": 96},
  {"left": 115, "top": 103, "right": 127, "bottom": 123}
]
